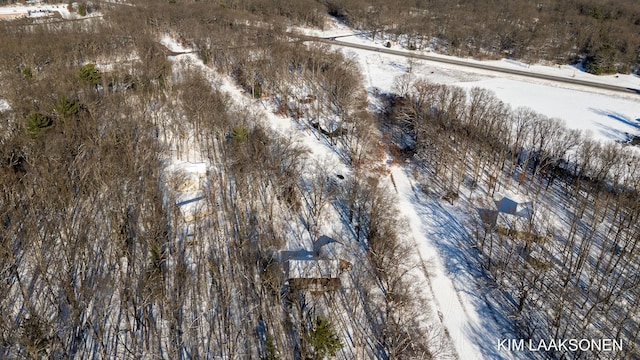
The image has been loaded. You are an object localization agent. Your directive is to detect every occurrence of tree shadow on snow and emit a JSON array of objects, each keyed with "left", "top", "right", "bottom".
[
  {"left": 589, "top": 108, "right": 640, "bottom": 130},
  {"left": 401, "top": 167, "right": 532, "bottom": 360}
]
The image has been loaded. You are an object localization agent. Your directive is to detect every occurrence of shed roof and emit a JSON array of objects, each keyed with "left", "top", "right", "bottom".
[{"left": 494, "top": 197, "right": 532, "bottom": 218}]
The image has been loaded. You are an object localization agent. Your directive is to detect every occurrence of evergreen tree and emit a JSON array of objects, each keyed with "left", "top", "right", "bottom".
[
  {"left": 261, "top": 334, "right": 279, "bottom": 360},
  {"left": 305, "top": 316, "right": 343, "bottom": 360},
  {"left": 230, "top": 125, "right": 249, "bottom": 144},
  {"left": 78, "top": 3, "right": 87, "bottom": 16},
  {"left": 25, "top": 112, "right": 53, "bottom": 137},
  {"left": 78, "top": 63, "right": 101, "bottom": 86},
  {"left": 54, "top": 95, "right": 79, "bottom": 122}
]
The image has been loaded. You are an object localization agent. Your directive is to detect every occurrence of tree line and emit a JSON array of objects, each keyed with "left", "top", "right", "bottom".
[
  {"left": 173, "top": 0, "right": 639, "bottom": 74},
  {"left": 320, "top": 0, "right": 640, "bottom": 74}
]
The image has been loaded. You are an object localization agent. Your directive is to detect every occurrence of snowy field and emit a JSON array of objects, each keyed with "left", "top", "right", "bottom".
[
  {"left": 454, "top": 78, "right": 640, "bottom": 142},
  {"left": 296, "top": 19, "right": 640, "bottom": 144},
  {"left": 355, "top": 49, "right": 639, "bottom": 143}
]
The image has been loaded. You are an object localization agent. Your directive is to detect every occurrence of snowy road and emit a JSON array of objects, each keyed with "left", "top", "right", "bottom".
[{"left": 295, "top": 34, "right": 640, "bottom": 97}]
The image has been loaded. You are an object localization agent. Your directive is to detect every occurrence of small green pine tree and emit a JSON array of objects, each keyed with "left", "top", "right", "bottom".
[
  {"left": 261, "top": 334, "right": 279, "bottom": 360},
  {"left": 230, "top": 125, "right": 249, "bottom": 144},
  {"left": 199, "top": 50, "right": 209, "bottom": 65},
  {"left": 25, "top": 112, "right": 53, "bottom": 137},
  {"left": 79, "top": 63, "right": 101, "bottom": 86},
  {"left": 584, "top": 44, "right": 618, "bottom": 75},
  {"left": 305, "top": 316, "right": 343, "bottom": 359},
  {"left": 22, "top": 68, "right": 33, "bottom": 79},
  {"left": 78, "top": 3, "right": 87, "bottom": 16},
  {"left": 54, "top": 95, "right": 79, "bottom": 122}
]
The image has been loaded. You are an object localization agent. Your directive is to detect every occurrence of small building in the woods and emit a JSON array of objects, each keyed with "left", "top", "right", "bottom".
[
  {"left": 285, "top": 259, "right": 343, "bottom": 292},
  {"left": 281, "top": 235, "right": 352, "bottom": 292},
  {"left": 478, "top": 196, "right": 533, "bottom": 231}
]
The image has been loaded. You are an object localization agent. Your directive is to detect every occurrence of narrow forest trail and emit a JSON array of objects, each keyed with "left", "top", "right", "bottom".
[
  {"left": 390, "top": 165, "right": 518, "bottom": 360},
  {"left": 390, "top": 166, "right": 483, "bottom": 360}
]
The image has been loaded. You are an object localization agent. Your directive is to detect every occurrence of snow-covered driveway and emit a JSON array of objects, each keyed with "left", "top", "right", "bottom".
[{"left": 391, "top": 166, "right": 519, "bottom": 360}]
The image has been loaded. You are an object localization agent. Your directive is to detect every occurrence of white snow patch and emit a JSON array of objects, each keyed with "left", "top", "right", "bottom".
[
  {"left": 454, "top": 78, "right": 640, "bottom": 142},
  {"left": 160, "top": 34, "right": 193, "bottom": 53},
  {"left": 0, "top": 99, "right": 10, "bottom": 112},
  {"left": 332, "top": 38, "right": 640, "bottom": 144}
]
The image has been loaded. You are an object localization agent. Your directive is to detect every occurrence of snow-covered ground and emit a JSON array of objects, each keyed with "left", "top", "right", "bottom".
[
  {"left": 161, "top": 33, "right": 351, "bottom": 248},
  {"left": 0, "top": 98, "right": 9, "bottom": 112},
  {"left": 163, "top": 32, "right": 457, "bottom": 358},
  {"left": 4, "top": 4, "right": 634, "bottom": 357},
  {"left": 296, "top": 18, "right": 640, "bottom": 144},
  {"left": 297, "top": 18, "right": 640, "bottom": 91},
  {"left": 161, "top": 34, "right": 350, "bottom": 180},
  {"left": 162, "top": 25, "right": 534, "bottom": 358},
  {"left": 355, "top": 48, "right": 639, "bottom": 143},
  {"left": 455, "top": 78, "right": 640, "bottom": 142},
  {"left": 391, "top": 166, "right": 485, "bottom": 360}
]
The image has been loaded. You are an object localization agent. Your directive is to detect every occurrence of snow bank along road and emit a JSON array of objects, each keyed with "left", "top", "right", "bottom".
[{"left": 295, "top": 34, "right": 640, "bottom": 96}]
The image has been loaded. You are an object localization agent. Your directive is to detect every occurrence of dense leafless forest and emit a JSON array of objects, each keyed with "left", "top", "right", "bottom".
[
  {"left": 3, "top": 0, "right": 640, "bottom": 75},
  {"left": 0, "top": 0, "right": 639, "bottom": 359},
  {"left": 326, "top": 0, "right": 640, "bottom": 75},
  {"left": 0, "top": 1, "right": 439, "bottom": 358}
]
